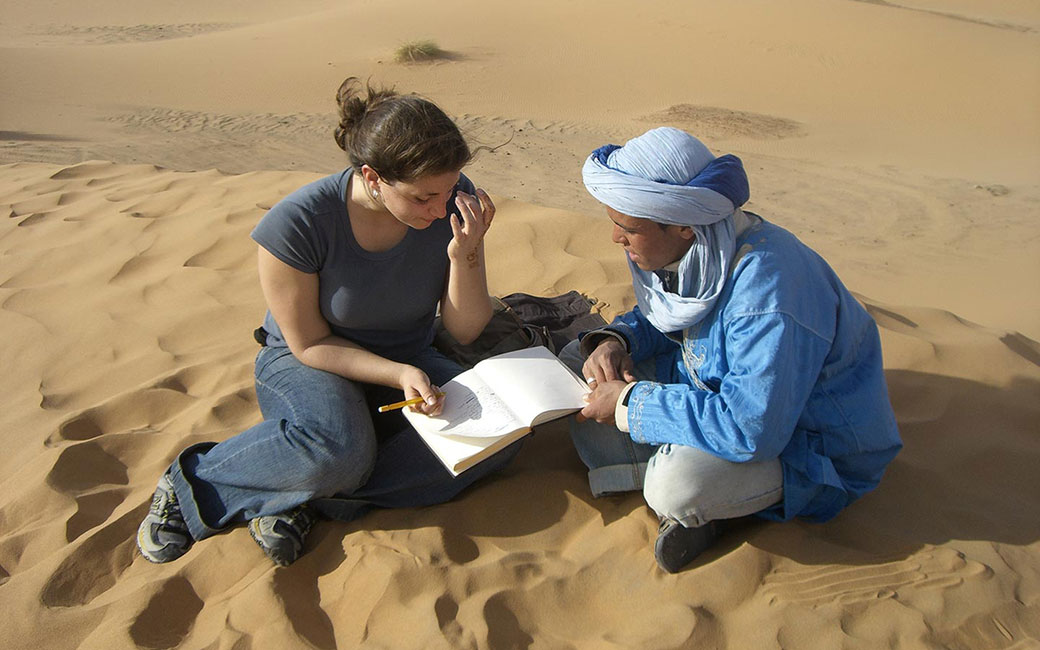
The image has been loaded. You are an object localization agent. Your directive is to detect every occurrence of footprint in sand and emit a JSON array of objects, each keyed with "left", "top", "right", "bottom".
[
  {"left": 46, "top": 440, "right": 128, "bottom": 492},
  {"left": 271, "top": 567, "right": 337, "bottom": 649},
  {"left": 44, "top": 439, "right": 131, "bottom": 544},
  {"left": 65, "top": 488, "right": 129, "bottom": 543},
  {"left": 435, "top": 594, "right": 465, "bottom": 645},
  {"left": 45, "top": 385, "right": 193, "bottom": 445},
  {"left": 484, "top": 593, "right": 535, "bottom": 650},
  {"left": 40, "top": 505, "right": 141, "bottom": 608},
  {"left": 439, "top": 527, "right": 480, "bottom": 565},
  {"left": 128, "top": 575, "right": 205, "bottom": 649}
]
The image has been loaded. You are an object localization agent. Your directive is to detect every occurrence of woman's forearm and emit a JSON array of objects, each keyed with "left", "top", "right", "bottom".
[
  {"left": 293, "top": 335, "right": 409, "bottom": 388},
  {"left": 440, "top": 241, "right": 493, "bottom": 344}
]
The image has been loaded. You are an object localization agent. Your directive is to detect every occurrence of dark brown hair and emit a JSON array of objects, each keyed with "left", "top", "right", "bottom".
[{"left": 334, "top": 77, "right": 471, "bottom": 183}]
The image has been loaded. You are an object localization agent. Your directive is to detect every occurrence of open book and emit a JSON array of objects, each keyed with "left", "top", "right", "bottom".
[{"left": 402, "top": 346, "right": 590, "bottom": 476}]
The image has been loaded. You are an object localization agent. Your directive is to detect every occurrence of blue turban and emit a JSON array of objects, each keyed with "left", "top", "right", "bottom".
[{"left": 582, "top": 127, "right": 750, "bottom": 332}]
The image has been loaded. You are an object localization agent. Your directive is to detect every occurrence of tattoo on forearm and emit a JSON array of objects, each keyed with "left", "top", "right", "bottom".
[{"left": 466, "top": 249, "right": 479, "bottom": 268}]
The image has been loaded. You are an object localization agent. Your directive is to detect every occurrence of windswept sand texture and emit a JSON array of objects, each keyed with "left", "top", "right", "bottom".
[{"left": 1, "top": 0, "right": 1038, "bottom": 648}]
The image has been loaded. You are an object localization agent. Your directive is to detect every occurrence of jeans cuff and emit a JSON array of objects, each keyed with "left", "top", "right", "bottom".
[
  {"left": 588, "top": 462, "right": 648, "bottom": 497},
  {"left": 167, "top": 442, "right": 223, "bottom": 542}
]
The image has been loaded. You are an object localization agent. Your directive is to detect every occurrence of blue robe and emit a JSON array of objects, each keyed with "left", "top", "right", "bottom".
[{"left": 602, "top": 219, "right": 902, "bottom": 522}]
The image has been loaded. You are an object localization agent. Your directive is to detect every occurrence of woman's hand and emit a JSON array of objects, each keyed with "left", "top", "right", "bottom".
[
  {"left": 398, "top": 365, "right": 445, "bottom": 416},
  {"left": 440, "top": 188, "right": 494, "bottom": 345},
  {"left": 446, "top": 189, "right": 494, "bottom": 267}
]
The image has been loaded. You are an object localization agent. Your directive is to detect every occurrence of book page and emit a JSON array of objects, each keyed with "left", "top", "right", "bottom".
[
  {"left": 409, "top": 369, "right": 525, "bottom": 439},
  {"left": 472, "top": 346, "right": 590, "bottom": 426},
  {"left": 401, "top": 346, "right": 589, "bottom": 476}
]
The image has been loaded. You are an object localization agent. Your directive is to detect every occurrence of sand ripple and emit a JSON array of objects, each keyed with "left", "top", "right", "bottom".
[{"left": 0, "top": 161, "right": 1038, "bottom": 649}]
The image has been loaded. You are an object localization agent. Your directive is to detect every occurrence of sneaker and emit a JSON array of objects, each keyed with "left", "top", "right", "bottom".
[
  {"left": 654, "top": 518, "right": 718, "bottom": 573},
  {"left": 137, "top": 473, "right": 194, "bottom": 563},
  {"left": 248, "top": 505, "right": 318, "bottom": 567}
]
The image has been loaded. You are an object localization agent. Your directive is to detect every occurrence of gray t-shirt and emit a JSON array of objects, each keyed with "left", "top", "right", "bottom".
[{"left": 250, "top": 168, "right": 475, "bottom": 362}]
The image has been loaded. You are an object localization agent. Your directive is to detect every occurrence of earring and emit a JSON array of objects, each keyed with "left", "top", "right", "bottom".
[{"left": 373, "top": 190, "right": 379, "bottom": 198}]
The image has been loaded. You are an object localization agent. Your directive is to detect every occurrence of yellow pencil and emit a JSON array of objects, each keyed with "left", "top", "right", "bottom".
[{"left": 377, "top": 392, "right": 445, "bottom": 413}]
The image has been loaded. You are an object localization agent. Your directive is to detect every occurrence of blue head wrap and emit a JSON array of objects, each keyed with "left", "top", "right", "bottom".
[{"left": 582, "top": 127, "right": 750, "bottom": 332}]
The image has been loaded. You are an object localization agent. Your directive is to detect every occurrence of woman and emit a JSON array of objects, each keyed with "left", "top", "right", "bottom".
[{"left": 137, "top": 78, "right": 520, "bottom": 566}]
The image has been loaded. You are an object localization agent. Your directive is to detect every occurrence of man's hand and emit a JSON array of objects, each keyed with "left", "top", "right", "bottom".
[
  {"left": 582, "top": 337, "right": 636, "bottom": 385},
  {"left": 577, "top": 379, "right": 628, "bottom": 424},
  {"left": 574, "top": 337, "right": 636, "bottom": 424}
]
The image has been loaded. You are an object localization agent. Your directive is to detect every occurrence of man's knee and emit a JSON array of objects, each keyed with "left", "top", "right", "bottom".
[
  {"left": 643, "top": 449, "right": 715, "bottom": 527},
  {"left": 643, "top": 444, "right": 783, "bottom": 527},
  {"left": 559, "top": 339, "right": 585, "bottom": 375}
]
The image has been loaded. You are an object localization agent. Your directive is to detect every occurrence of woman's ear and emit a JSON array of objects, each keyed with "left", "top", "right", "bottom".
[
  {"left": 677, "top": 225, "right": 696, "bottom": 240},
  {"left": 359, "top": 164, "right": 381, "bottom": 192}
]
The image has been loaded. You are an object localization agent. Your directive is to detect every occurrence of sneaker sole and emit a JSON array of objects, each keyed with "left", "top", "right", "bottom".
[
  {"left": 137, "top": 521, "right": 189, "bottom": 564},
  {"left": 248, "top": 519, "right": 293, "bottom": 567}
]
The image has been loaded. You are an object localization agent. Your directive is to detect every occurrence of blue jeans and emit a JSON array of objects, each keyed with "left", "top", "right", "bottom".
[
  {"left": 168, "top": 344, "right": 521, "bottom": 541},
  {"left": 560, "top": 340, "right": 783, "bottom": 528}
]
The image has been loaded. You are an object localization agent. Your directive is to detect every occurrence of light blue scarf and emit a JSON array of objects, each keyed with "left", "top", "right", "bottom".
[{"left": 582, "top": 127, "right": 750, "bottom": 333}]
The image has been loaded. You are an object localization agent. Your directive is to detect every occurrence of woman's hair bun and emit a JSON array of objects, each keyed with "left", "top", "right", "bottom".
[
  {"left": 334, "top": 77, "right": 397, "bottom": 152},
  {"left": 332, "top": 76, "right": 470, "bottom": 182}
]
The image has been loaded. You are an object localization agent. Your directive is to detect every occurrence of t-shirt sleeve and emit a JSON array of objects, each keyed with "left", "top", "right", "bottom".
[
  {"left": 456, "top": 173, "right": 477, "bottom": 197},
  {"left": 250, "top": 199, "right": 327, "bottom": 274}
]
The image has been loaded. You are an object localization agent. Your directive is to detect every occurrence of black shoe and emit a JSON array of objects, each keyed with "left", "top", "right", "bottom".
[
  {"left": 137, "top": 473, "right": 194, "bottom": 563},
  {"left": 654, "top": 518, "right": 718, "bottom": 573},
  {"left": 248, "top": 505, "right": 318, "bottom": 567}
]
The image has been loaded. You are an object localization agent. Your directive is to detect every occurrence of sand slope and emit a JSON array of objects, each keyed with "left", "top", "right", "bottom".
[
  {"left": 1, "top": 161, "right": 1038, "bottom": 649},
  {"left": 3, "top": 0, "right": 1039, "bottom": 339},
  {"left": 1, "top": 0, "right": 1039, "bottom": 647}
]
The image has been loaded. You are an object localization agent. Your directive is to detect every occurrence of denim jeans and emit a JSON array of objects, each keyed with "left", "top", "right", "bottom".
[
  {"left": 168, "top": 344, "right": 521, "bottom": 541},
  {"left": 560, "top": 340, "right": 783, "bottom": 528}
]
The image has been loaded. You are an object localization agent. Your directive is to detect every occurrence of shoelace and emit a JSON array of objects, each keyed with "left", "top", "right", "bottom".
[
  {"left": 152, "top": 487, "right": 183, "bottom": 524},
  {"left": 285, "top": 507, "right": 315, "bottom": 534}
]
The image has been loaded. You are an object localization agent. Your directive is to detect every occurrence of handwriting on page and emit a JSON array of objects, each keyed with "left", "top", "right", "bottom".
[{"left": 427, "top": 384, "right": 519, "bottom": 439}]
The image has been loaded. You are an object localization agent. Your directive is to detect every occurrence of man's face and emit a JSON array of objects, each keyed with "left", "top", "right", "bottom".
[{"left": 607, "top": 207, "right": 695, "bottom": 271}]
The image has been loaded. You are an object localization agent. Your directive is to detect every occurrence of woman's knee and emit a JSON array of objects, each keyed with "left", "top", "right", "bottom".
[{"left": 283, "top": 420, "right": 378, "bottom": 494}]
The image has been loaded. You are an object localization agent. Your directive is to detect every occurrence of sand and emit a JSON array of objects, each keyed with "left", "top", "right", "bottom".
[{"left": 1, "top": 0, "right": 1038, "bottom": 648}]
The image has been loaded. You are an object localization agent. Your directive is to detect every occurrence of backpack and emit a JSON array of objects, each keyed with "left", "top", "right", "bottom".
[{"left": 433, "top": 291, "right": 605, "bottom": 369}]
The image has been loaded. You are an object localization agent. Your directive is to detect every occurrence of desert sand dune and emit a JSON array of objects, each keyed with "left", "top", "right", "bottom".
[
  {"left": 1, "top": 159, "right": 1037, "bottom": 649},
  {"left": 1, "top": 0, "right": 1038, "bottom": 647}
]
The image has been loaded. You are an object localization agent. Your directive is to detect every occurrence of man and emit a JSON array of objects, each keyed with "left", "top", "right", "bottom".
[{"left": 562, "top": 127, "right": 901, "bottom": 573}]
